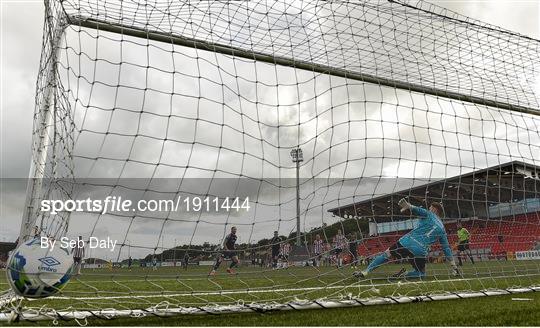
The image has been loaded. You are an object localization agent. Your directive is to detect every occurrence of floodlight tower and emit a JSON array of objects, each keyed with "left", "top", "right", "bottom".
[{"left": 290, "top": 148, "right": 303, "bottom": 246}]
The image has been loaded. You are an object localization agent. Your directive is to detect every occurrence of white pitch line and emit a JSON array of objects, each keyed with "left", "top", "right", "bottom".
[
  {"left": 0, "top": 265, "right": 533, "bottom": 286},
  {"left": 46, "top": 274, "right": 539, "bottom": 301}
]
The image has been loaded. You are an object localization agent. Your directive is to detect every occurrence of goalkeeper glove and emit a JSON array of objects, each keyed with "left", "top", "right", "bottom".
[{"left": 398, "top": 198, "right": 412, "bottom": 213}]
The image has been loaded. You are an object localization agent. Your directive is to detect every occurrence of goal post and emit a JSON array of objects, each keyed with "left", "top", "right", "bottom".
[
  {"left": 2, "top": 0, "right": 540, "bottom": 323},
  {"left": 18, "top": 0, "right": 68, "bottom": 243}
]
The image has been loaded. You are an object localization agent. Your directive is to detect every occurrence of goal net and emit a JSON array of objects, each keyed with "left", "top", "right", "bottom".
[{"left": 2, "top": 0, "right": 540, "bottom": 322}]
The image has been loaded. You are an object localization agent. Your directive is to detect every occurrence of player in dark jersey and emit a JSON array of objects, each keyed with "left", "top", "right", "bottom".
[
  {"left": 182, "top": 252, "right": 189, "bottom": 270},
  {"left": 270, "top": 231, "right": 282, "bottom": 269},
  {"left": 210, "top": 226, "right": 240, "bottom": 275}
]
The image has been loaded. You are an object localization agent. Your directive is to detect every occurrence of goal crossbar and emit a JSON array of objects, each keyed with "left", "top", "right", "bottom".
[{"left": 69, "top": 16, "right": 539, "bottom": 117}]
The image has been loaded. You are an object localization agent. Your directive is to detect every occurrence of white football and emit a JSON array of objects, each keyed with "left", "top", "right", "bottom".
[{"left": 6, "top": 237, "right": 74, "bottom": 298}]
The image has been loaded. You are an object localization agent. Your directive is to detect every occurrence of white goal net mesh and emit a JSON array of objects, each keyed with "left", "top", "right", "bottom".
[{"left": 2, "top": 0, "right": 540, "bottom": 322}]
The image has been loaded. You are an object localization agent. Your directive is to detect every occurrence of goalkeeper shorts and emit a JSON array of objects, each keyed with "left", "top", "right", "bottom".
[{"left": 389, "top": 241, "right": 426, "bottom": 273}]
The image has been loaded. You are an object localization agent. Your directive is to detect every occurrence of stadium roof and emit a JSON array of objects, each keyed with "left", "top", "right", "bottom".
[
  {"left": 328, "top": 161, "right": 540, "bottom": 221},
  {"left": 0, "top": 242, "right": 16, "bottom": 256}
]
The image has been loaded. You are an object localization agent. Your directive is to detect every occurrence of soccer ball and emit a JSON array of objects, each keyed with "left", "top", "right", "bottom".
[{"left": 6, "top": 237, "right": 74, "bottom": 298}]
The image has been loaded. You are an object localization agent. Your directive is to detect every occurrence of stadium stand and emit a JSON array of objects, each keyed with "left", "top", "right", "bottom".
[{"left": 356, "top": 211, "right": 540, "bottom": 260}]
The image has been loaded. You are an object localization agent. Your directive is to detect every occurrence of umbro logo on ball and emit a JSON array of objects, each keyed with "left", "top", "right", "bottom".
[{"left": 38, "top": 257, "right": 61, "bottom": 267}]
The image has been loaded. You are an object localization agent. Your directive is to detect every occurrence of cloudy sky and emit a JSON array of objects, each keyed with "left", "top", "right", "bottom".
[{"left": 1, "top": 0, "right": 539, "bottom": 259}]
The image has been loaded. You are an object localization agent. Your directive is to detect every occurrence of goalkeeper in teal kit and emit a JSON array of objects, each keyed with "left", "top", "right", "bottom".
[{"left": 354, "top": 198, "right": 459, "bottom": 279}]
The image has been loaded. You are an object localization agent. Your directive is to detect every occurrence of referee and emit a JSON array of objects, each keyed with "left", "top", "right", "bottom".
[{"left": 456, "top": 222, "right": 475, "bottom": 266}]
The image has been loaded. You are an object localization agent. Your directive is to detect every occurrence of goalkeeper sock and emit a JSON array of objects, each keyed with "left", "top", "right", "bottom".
[
  {"left": 404, "top": 270, "right": 425, "bottom": 278},
  {"left": 366, "top": 253, "right": 389, "bottom": 273}
]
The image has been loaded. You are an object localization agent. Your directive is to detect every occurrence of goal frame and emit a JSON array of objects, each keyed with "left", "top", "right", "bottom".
[{"left": 5, "top": 0, "right": 540, "bottom": 323}]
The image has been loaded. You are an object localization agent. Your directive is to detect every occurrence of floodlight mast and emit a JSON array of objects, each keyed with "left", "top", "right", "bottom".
[{"left": 290, "top": 148, "right": 303, "bottom": 246}]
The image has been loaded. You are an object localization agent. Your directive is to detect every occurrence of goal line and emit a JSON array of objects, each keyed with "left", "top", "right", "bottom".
[{"left": 1, "top": 287, "right": 538, "bottom": 322}]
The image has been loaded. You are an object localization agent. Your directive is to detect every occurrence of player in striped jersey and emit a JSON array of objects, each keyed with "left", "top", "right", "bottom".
[
  {"left": 313, "top": 234, "right": 324, "bottom": 267},
  {"left": 333, "top": 230, "right": 347, "bottom": 267},
  {"left": 73, "top": 235, "right": 84, "bottom": 275},
  {"left": 279, "top": 241, "right": 291, "bottom": 269}
]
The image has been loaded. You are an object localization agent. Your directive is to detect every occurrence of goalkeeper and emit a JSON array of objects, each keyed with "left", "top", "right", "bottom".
[{"left": 354, "top": 199, "right": 459, "bottom": 279}]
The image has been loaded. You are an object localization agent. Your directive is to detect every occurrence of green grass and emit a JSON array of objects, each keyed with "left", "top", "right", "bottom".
[
  {"left": 8, "top": 292, "right": 540, "bottom": 326},
  {"left": 63, "top": 292, "right": 540, "bottom": 326},
  {"left": 2, "top": 260, "right": 539, "bottom": 326}
]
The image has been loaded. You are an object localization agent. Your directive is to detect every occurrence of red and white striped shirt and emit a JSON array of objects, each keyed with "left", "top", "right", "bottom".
[
  {"left": 313, "top": 239, "right": 324, "bottom": 254},
  {"left": 73, "top": 242, "right": 84, "bottom": 259},
  {"left": 333, "top": 234, "right": 347, "bottom": 249},
  {"left": 280, "top": 243, "right": 291, "bottom": 256}
]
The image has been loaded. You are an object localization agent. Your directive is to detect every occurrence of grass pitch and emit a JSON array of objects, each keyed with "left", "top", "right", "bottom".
[
  {"left": 1, "top": 260, "right": 539, "bottom": 325},
  {"left": 53, "top": 292, "right": 540, "bottom": 326}
]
